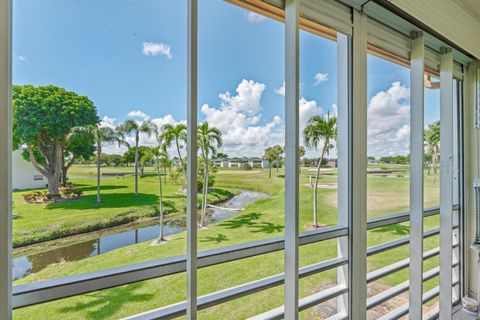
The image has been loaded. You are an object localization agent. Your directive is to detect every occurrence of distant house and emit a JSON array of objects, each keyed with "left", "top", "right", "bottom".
[
  {"left": 212, "top": 159, "right": 229, "bottom": 167},
  {"left": 12, "top": 150, "right": 46, "bottom": 190},
  {"left": 248, "top": 157, "right": 270, "bottom": 169},
  {"left": 326, "top": 159, "right": 338, "bottom": 168},
  {"left": 228, "top": 158, "right": 246, "bottom": 168}
]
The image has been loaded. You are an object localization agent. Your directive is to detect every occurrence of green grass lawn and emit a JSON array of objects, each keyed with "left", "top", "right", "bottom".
[
  {"left": 12, "top": 172, "right": 234, "bottom": 247},
  {"left": 12, "top": 165, "right": 444, "bottom": 319}
]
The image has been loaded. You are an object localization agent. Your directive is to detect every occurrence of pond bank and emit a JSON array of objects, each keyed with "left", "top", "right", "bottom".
[
  {"left": 13, "top": 187, "right": 234, "bottom": 248},
  {"left": 13, "top": 190, "right": 268, "bottom": 280}
]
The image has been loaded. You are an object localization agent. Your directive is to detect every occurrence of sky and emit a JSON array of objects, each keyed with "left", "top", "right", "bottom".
[{"left": 12, "top": 0, "right": 441, "bottom": 158}]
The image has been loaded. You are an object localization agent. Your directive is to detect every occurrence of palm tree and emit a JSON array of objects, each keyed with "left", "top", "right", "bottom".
[
  {"left": 303, "top": 114, "right": 337, "bottom": 227},
  {"left": 117, "top": 119, "right": 154, "bottom": 197},
  {"left": 151, "top": 146, "right": 168, "bottom": 241},
  {"left": 198, "top": 122, "right": 222, "bottom": 227},
  {"left": 70, "top": 125, "right": 128, "bottom": 204},
  {"left": 161, "top": 123, "right": 187, "bottom": 190},
  {"left": 425, "top": 121, "right": 440, "bottom": 180}
]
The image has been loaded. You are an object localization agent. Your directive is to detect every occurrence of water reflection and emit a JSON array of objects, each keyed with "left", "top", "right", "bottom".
[{"left": 13, "top": 191, "right": 267, "bottom": 280}]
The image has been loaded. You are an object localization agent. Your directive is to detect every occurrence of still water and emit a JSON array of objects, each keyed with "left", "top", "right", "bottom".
[{"left": 13, "top": 190, "right": 268, "bottom": 280}]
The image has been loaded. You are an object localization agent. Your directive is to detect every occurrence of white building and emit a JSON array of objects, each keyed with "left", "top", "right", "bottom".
[{"left": 12, "top": 150, "right": 46, "bottom": 190}]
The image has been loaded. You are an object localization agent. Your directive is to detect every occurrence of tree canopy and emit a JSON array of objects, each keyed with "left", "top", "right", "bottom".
[{"left": 13, "top": 85, "right": 99, "bottom": 194}]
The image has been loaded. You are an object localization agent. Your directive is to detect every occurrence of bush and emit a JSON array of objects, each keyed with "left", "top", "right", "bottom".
[
  {"left": 242, "top": 163, "right": 253, "bottom": 171},
  {"left": 23, "top": 183, "right": 83, "bottom": 203}
]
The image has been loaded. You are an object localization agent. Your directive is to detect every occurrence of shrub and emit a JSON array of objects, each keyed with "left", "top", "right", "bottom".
[{"left": 242, "top": 163, "right": 253, "bottom": 171}]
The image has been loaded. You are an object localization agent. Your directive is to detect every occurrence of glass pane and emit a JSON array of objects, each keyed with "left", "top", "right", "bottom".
[{"left": 367, "top": 55, "right": 411, "bottom": 218}]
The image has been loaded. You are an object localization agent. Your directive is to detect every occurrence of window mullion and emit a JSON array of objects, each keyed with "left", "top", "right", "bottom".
[
  {"left": 187, "top": 0, "right": 198, "bottom": 318},
  {"left": 439, "top": 47, "right": 454, "bottom": 319},
  {"left": 0, "top": 0, "right": 12, "bottom": 318},
  {"left": 350, "top": 9, "right": 368, "bottom": 320},
  {"left": 284, "top": 0, "right": 300, "bottom": 318},
  {"left": 409, "top": 31, "right": 425, "bottom": 319}
]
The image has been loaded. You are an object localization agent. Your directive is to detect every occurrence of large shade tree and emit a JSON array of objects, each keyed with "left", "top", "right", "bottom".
[
  {"left": 117, "top": 119, "right": 154, "bottom": 197},
  {"left": 425, "top": 120, "right": 440, "bottom": 179},
  {"left": 13, "top": 85, "right": 99, "bottom": 195},
  {"left": 198, "top": 122, "right": 222, "bottom": 227},
  {"left": 303, "top": 114, "right": 337, "bottom": 227}
]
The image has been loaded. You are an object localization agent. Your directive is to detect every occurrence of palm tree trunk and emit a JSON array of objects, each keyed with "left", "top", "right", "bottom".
[
  {"left": 96, "top": 144, "right": 101, "bottom": 204},
  {"left": 157, "top": 159, "right": 164, "bottom": 241},
  {"left": 175, "top": 137, "right": 186, "bottom": 192},
  {"left": 200, "top": 156, "right": 209, "bottom": 227},
  {"left": 313, "top": 141, "right": 328, "bottom": 227},
  {"left": 134, "top": 133, "right": 139, "bottom": 198}
]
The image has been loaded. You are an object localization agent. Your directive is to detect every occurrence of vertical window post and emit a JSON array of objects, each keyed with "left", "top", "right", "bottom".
[
  {"left": 409, "top": 31, "right": 425, "bottom": 319},
  {"left": 439, "top": 47, "right": 454, "bottom": 319},
  {"left": 0, "top": 0, "right": 12, "bottom": 319},
  {"left": 336, "top": 32, "right": 351, "bottom": 318},
  {"left": 350, "top": 9, "right": 368, "bottom": 320},
  {"left": 284, "top": 0, "right": 299, "bottom": 318},
  {"left": 187, "top": 0, "right": 198, "bottom": 318}
]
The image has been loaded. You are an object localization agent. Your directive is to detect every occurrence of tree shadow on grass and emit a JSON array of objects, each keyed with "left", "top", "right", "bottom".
[
  {"left": 57, "top": 282, "right": 154, "bottom": 319},
  {"left": 372, "top": 225, "right": 410, "bottom": 236},
  {"left": 218, "top": 212, "right": 284, "bottom": 235},
  {"left": 75, "top": 185, "right": 129, "bottom": 192},
  {"left": 218, "top": 212, "right": 262, "bottom": 229},
  {"left": 200, "top": 233, "right": 229, "bottom": 243},
  {"left": 249, "top": 222, "right": 284, "bottom": 234},
  {"left": 45, "top": 193, "right": 160, "bottom": 211},
  {"left": 208, "top": 188, "right": 234, "bottom": 202}
]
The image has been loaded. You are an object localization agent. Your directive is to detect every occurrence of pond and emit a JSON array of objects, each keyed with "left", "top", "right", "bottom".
[{"left": 12, "top": 190, "right": 268, "bottom": 280}]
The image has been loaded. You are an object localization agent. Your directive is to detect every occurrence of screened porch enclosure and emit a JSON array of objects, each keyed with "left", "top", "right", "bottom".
[{"left": 1, "top": 0, "right": 479, "bottom": 319}]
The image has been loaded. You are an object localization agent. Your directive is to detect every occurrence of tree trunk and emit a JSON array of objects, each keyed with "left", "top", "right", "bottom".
[
  {"left": 134, "top": 133, "right": 139, "bottom": 197},
  {"left": 313, "top": 140, "right": 328, "bottom": 228},
  {"left": 157, "top": 158, "right": 165, "bottom": 241},
  {"left": 176, "top": 137, "right": 186, "bottom": 192},
  {"left": 200, "top": 154, "right": 209, "bottom": 227},
  {"left": 269, "top": 164, "right": 272, "bottom": 178},
  {"left": 96, "top": 144, "right": 101, "bottom": 204},
  {"left": 276, "top": 158, "right": 279, "bottom": 173}
]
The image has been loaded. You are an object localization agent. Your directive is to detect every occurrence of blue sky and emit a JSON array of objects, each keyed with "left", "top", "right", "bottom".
[{"left": 13, "top": 0, "right": 440, "bottom": 158}]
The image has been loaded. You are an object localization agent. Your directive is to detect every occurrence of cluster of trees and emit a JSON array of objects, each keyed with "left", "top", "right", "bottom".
[
  {"left": 13, "top": 85, "right": 223, "bottom": 241},
  {"left": 378, "top": 155, "right": 410, "bottom": 164}
]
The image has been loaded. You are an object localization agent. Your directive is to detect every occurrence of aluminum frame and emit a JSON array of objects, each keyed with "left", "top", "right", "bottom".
[
  {"left": 284, "top": 0, "right": 300, "bottom": 318},
  {"left": 409, "top": 30, "right": 425, "bottom": 319},
  {"left": 0, "top": 0, "right": 12, "bottom": 319},
  {"left": 186, "top": 0, "right": 198, "bottom": 318},
  {"left": 439, "top": 47, "right": 454, "bottom": 319},
  {"left": 350, "top": 9, "right": 368, "bottom": 320}
]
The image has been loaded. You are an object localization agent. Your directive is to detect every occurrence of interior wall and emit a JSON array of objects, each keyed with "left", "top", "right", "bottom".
[{"left": 465, "top": 61, "right": 480, "bottom": 299}]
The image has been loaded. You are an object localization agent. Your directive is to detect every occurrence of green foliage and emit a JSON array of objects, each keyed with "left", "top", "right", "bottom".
[
  {"left": 379, "top": 155, "right": 410, "bottom": 164},
  {"left": 242, "top": 163, "right": 253, "bottom": 171},
  {"left": 12, "top": 85, "right": 99, "bottom": 149}
]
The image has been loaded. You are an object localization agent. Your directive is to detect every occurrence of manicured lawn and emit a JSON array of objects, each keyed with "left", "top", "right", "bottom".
[
  {"left": 12, "top": 172, "right": 233, "bottom": 247},
  {"left": 13, "top": 166, "right": 444, "bottom": 319}
]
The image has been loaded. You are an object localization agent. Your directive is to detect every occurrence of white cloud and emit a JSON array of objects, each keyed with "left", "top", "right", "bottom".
[
  {"left": 142, "top": 42, "right": 173, "bottom": 59},
  {"left": 299, "top": 97, "right": 324, "bottom": 134},
  {"left": 245, "top": 11, "right": 266, "bottom": 24},
  {"left": 314, "top": 73, "right": 328, "bottom": 86},
  {"left": 367, "top": 82, "right": 410, "bottom": 157},
  {"left": 275, "top": 82, "right": 285, "bottom": 96},
  {"left": 127, "top": 110, "right": 149, "bottom": 119},
  {"left": 218, "top": 79, "right": 266, "bottom": 116},
  {"left": 201, "top": 79, "right": 283, "bottom": 157},
  {"left": 100, "top": 116, "right": 117, "bottom": 129}
]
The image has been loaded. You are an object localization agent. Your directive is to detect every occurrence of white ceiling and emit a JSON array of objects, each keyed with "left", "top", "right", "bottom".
[{"left": 454, "top": 0, "right": 480, "bottom": 22}]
